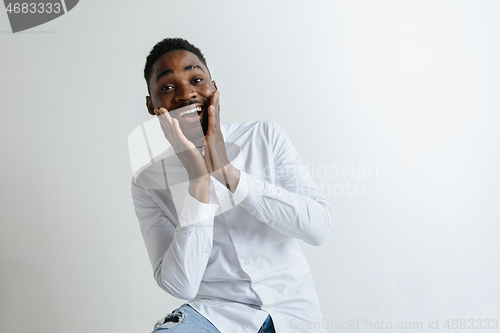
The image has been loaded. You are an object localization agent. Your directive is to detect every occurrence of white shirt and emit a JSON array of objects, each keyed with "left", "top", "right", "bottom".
[{"left": 131, "top": 120, "right": 331, "bottom": 333}]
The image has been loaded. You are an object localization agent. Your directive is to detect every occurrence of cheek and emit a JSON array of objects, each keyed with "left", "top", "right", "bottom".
[
  {"left": 200, "top": 86, "right": 214, "bottom": 98},
  {"left": 153, "top": 94, "right": 173, "bottom": 109}
]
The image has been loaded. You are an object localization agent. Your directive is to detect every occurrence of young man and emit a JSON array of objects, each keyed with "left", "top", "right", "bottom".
[{"left": 131, "top": 38, "right": 331, "bottom": 333}]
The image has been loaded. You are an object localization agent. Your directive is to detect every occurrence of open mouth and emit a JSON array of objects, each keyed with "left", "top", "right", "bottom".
[
  {"left": 170, "top": 104, "right": 204, "bottom": 119},
  {"left": 167, "top": 104, "right": 206, "bottom": 128},
  {"left": 179, "top": 105, "right": 203, "bottom": 118}
]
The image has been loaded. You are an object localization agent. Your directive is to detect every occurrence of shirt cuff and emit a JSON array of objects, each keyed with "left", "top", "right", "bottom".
[
  {"left": 179, "top": 193, "right": 220, "bottom": 227},
  {"left": 233, "top": 171, "right": 265, "bottom": 212}
]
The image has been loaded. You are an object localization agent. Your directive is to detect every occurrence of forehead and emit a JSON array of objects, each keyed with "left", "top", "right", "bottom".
[{"left": 151, "top": 50, "right": 206, "bottom": 76}]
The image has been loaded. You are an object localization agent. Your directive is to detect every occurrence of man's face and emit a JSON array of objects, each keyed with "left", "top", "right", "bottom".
[{"left": 146, "top": 50, "right": 217, "bottom": 143}]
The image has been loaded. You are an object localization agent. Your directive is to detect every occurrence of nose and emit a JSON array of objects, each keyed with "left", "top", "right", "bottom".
[{"left": 175, "top": 82, "right": 197, "bottom": 102}]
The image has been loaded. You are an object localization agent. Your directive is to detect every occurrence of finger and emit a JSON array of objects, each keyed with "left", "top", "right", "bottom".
[
  {"left": 214, "top": 91, "right": 220, "bottom": 113},
  {"left": 213, "top": 92, "right": 221, "bottom": 121},
  {"left": 210, "top": 100, "right": 221, "bottom": 123},
  {"left": 207, "top": 105, "right": 217, "bottom": 131},
  {"left": 156, "top": 108, "right": 176, "bottom": 143},
  {"left": 209, "top": 92, "right": 220, "bottom": 113},
  {"left": 157, "top": 107, "right": 174, "bottom": 126},
  {"left": 171, "top": 118, "right": 191, "bottom": 150},
  {"left": 155, "top": 107, "right": 169, "bottom": 116}
]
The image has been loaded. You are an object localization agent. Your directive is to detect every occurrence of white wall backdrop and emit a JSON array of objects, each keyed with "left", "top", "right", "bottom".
[{"left": 1, "top": 1, "right": 499, "bottom": 332}]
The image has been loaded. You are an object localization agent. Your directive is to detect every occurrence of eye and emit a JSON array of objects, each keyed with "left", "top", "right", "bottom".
[
  {"left": 193, "top": 77, "right": 203, "bottom": 84},
  {"left": 160, "top": 85, "right": 173, "bottom": 92}
]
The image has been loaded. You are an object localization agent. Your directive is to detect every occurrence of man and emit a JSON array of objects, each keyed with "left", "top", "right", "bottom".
[{"left": 131, "top": 38, "right": 331, "bottom": 332}]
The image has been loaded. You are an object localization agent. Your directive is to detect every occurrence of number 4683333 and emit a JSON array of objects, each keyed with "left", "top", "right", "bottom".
[
  {"left": 443, "top": 319, "right": 498, "bottom": 330},
  {"left": 6, "top": 3, "right": 61, "bottom": 14}
]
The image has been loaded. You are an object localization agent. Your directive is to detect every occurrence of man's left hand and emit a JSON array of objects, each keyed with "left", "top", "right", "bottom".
[{"left": 204, "top": 91, "right": 240, "bottom": 192}]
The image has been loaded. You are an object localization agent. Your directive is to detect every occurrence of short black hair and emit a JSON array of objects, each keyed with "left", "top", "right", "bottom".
[{"left": 144, "top": 38, "right": 208, "bottom": 85}]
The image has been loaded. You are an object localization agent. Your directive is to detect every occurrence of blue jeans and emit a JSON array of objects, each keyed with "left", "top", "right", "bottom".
[{"left": 152, "top": 304, "right": 275, "bottom": 333}]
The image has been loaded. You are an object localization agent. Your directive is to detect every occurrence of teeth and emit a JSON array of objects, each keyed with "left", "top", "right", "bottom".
[{"left": 179, "top": 106, "right": 202, "bottom": 118}]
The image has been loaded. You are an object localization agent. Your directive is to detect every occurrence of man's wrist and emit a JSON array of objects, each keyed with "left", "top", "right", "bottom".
[
  {"left": 225, "top": 165, "right": 240, "bottom": 192},
  {"left": 188, "top": 176, "right": 210, "bottom": 203},
  {"left": 211, "top": 164, "right": 240, "bottom": 193}
]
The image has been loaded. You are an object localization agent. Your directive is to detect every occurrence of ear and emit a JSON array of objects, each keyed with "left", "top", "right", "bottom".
[
  {"left": 146, "top": 96, "right": 155, "bottom": 116},
  {"left": 212, "top": 80, "right": 218, "bottom": 92}
]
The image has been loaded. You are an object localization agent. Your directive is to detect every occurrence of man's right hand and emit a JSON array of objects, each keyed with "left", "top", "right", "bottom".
[{"left": 155, "top": 107, "right": 210, "bottom": 204}]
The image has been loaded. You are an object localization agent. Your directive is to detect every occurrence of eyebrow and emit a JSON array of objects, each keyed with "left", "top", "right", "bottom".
[{"left": 155, "top": 64, "right": 205, "bottom": 83}]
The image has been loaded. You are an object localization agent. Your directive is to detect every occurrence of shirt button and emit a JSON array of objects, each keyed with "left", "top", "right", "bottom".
[
  {"left": 210, "top": 214, "right": 214, "bottom": 218},
  {"left": 232, "top": 226, "right": 238, "bottom": 232},
  {"left": 254, "top": 281, "right": 260, "bottom": 285},
  {"left": 219, "top": 193, "right": 225, "bottom": 199},
  {"left": 241, "top": 200, "right": 246, "bottom": 205},
  {"left": 269, "top": 220, "right": 274, "bottom": 225},
  {"left": 204, "top": 249, "right": 209, "bottom": 253},
  {"left": 265, "top": 306, "right": 270, "bottom": 311},
  {"left": 244, "top": 260, "right": 249, "bottom": 266}
]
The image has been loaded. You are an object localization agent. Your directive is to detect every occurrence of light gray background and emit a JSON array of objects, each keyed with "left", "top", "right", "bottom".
[{"left": 1, "top": 1, "right": 499, "bottom": 332}]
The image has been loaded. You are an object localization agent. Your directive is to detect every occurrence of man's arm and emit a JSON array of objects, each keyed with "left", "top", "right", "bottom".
[
  {"left": 201, "top": 94, "right": 330, "bottom": 245},
  {"left": 131, "top": 180, "right": 217, "bottom": 300},
  {"left": 233, "top": 121, "right": 331, "bottom": 246},
  {"left": 203, "top": 91, "right": 241, "bottom": 193},
  {"left": 133, "top": 94, "right": 223, "bottom": 300}
]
